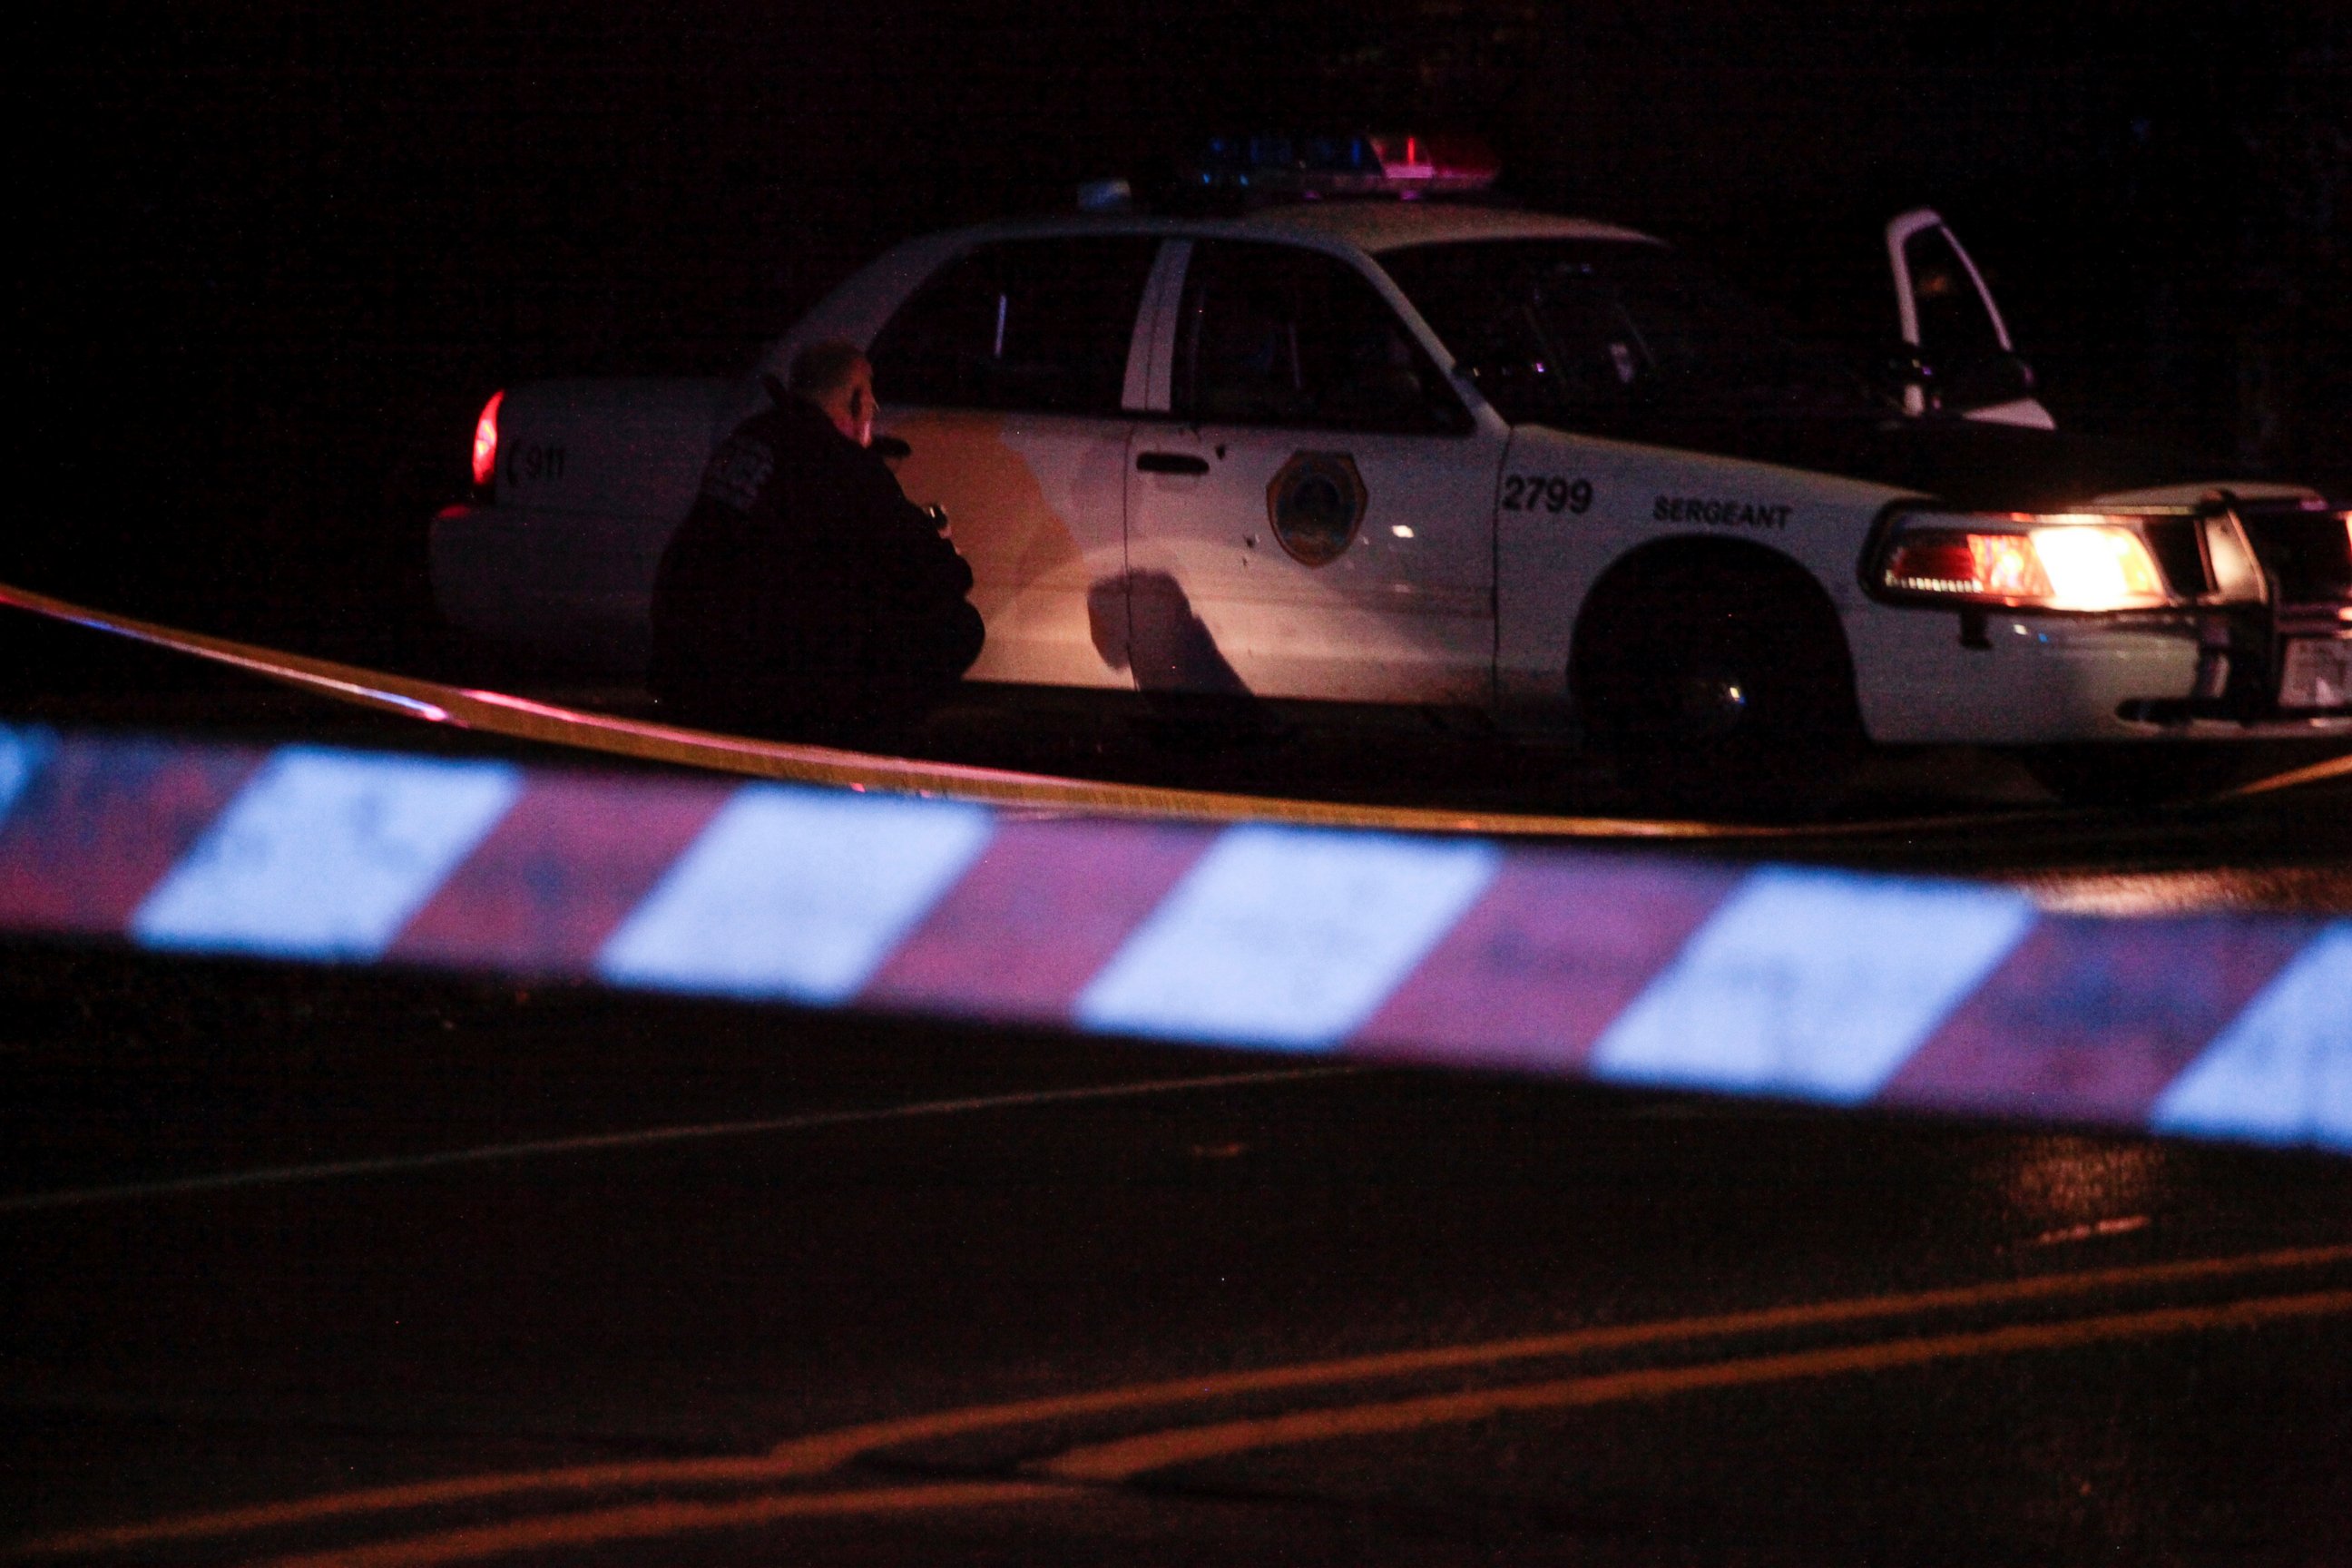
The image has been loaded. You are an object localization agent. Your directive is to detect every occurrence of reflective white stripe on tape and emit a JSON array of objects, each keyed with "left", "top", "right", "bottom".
[
  {"left": 1075, "top": 827, "right": 1500, "bottom": 1051},
  {"left": 1589, "top": 867, "right": 2036, "bottom": 1102},
  {"left": 0, "top": 722, "right": 51, "bottom": 828},
  {"left": 130, "top": 748, "right": 522, "bottom": 960},
  {"left": 596, "top": 786, "right": 993, "bottom": 1002},
  {"left": 2151, "top": 924, "right": 2352, "bottom": 1151}
]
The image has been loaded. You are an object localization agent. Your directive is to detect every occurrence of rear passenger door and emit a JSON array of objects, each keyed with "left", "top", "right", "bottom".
[
  {"left": 1123, "top": 240, "right": 1506, "bottom": 703},
  {"left": 867, "top": 235, "right": 1161, "bottom": 687}
]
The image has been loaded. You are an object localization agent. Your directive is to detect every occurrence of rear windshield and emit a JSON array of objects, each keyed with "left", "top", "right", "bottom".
[{"left": 1378, "top": 239, "right": 1868, "bottom": 428}]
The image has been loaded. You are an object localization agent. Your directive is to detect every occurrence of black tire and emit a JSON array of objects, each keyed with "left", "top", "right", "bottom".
[{"left": 1573, "top": 554, "right": 1862, "bottom": 818}]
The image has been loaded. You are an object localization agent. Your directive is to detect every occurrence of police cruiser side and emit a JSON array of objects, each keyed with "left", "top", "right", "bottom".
[{"left": 433, "top": 154, "right": 2352, "bottom": 797}]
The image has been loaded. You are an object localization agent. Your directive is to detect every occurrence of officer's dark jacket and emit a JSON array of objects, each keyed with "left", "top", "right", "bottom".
[{"left": 649, "top": 388, "right": 980, "bottom": 729}]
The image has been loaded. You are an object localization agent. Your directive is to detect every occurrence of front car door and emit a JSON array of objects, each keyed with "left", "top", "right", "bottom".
[
  {"left": 1122, "top": 239, "right": 1507, "bottom": 703},
  {"left": 1886, "top": 208, "right": 2053, "bottom": 429}
]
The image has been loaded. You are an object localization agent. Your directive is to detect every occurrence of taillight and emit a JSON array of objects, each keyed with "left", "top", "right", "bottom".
[
  {"left": 1873, "top": 510, "right": 2174, "bottom": 612},
  {"left": 470, "top": 390, "right": 504, "bottom": 491}
]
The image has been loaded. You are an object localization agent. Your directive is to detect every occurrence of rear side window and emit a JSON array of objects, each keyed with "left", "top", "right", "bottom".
[
  {"left": 1174, "top": 241, "right": 1469, "bottom": 435},
  {"left": 868, "top": 237, "right": 1161, "bottom": 416}
]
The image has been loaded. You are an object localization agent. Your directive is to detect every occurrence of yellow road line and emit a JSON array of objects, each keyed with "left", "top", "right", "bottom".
[
  {"left": 216, "top": 1288, "right": 2352, "bottom": 1567},
  {"left": 254, "top": 1482, "right": 1059, "bottom": 1568},
  {"left": 1037, "top": 1289, "right": 2352, "bottom": 1482},
  {"left": 21, "top": 1241, "right": 2350, "bottom": 1558},
  {"left": 746, "top": 1241, "right": 2352, "bottom": 1474}
]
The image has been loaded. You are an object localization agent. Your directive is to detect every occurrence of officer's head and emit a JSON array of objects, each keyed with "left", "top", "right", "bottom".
[{"left": 789, "top": 341, "right": 878, "bottom": 447}]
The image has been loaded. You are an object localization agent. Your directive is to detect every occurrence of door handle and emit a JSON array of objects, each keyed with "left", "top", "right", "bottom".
[{"left": 1135, "top": 451, "right": 1210, "bottom": 476}]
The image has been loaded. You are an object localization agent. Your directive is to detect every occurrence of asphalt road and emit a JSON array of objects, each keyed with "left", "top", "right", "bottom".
[
  {"left": 5, "top": 941, "right": 2350, "bottom": 1567},
  {"left": 5, "top": 619, "right": 2351, "bottom": 1564}
]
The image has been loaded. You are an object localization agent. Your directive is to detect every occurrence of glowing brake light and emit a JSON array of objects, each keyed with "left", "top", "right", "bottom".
[
  {"left": 1877, "top": 511, "right": 2171, "bottom": 612},
  {"left": 470, "top": 390, "right": 504, "bottom": 490}
]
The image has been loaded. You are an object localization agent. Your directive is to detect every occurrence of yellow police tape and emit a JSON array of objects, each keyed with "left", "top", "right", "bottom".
[{"left": 4, "top": 581, "right": 2346, "bottom": 841}]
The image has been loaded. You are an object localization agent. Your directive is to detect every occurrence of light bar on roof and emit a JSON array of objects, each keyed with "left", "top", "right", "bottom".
[{"left": 1189, "top": 132, "right": 1500, "bottom": 199}]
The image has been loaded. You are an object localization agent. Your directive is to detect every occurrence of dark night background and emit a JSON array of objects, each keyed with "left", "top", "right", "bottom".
[{"left": 15, "top": 0, "right": 2348, "bottom": 671}]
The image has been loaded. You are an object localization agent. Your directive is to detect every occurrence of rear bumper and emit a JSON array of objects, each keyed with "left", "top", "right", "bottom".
[{"left": 429, "top": 503, "right": 653, "bottom": 673}]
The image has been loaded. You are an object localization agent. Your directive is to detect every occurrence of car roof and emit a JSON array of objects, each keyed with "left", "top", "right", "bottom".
[
  {"left": 938, "top": 201, "right": 1661, "bottom": 258},
  {"left": 1231, "top": 201, "right": 1659, "bottom": 253}
]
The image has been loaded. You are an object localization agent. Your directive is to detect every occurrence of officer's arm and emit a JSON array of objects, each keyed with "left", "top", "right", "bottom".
[{"left": 858, "top": 460, "right": 975, "bottom": 598}]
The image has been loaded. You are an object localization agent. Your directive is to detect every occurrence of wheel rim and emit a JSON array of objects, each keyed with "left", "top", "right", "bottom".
[
  {"left": 1577, "top": 564, "right": 1859, "bottom": 778},
  {"left": 1671, "top": 662, "right": 1755, "bottom": 742}
]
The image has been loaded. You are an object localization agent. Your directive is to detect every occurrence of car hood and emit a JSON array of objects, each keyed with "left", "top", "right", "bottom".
[{"left": 1558, "top": 407, "right": 2265, "bottom": 511}]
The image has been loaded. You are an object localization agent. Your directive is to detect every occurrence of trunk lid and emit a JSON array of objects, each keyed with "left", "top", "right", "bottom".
[{"left": 491, "top": 377, "right": 737, "bottom": 521}]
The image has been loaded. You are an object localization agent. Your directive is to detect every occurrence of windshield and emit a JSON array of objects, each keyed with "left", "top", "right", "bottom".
[{"left": 1379, "top": 238, "right": 1871, "bottom": 428}]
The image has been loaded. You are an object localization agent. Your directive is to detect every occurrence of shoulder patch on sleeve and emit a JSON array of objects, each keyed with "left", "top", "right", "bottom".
[{"left": 701, "top": 434, "right": 777, "bottom": 511}]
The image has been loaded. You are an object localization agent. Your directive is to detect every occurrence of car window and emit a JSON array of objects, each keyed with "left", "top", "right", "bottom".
[
  {"left": 868, "top": 237, "right": 1160, "bottom": 416},
  {"left": 1174, "top": 241, "right": 1470, "bottom": 435},
  {"left": 1379, "top": 239, "right": 1866, "bottom": 428},
  {"left": 1902, "top": 225, "right": 2004, "bottom": 363}
]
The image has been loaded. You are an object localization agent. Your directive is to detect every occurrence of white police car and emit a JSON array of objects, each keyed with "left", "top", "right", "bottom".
[{"left": 434, "top": 136, "right": 2350, "bottom": 795}]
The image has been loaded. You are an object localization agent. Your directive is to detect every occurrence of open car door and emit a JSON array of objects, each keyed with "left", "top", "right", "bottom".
[{"left": 1886, "top": 208, "right": 2054, "bottom": 429}]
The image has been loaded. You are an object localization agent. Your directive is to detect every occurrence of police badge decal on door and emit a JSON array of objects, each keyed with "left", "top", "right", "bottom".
[{"left": 1267, "top": 452, "right": 1367, "bottom": 567}]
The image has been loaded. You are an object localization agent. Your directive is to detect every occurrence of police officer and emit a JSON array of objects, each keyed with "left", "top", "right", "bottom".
[{"left": 649, "top": 342, "right": 985, "bottom": 741}]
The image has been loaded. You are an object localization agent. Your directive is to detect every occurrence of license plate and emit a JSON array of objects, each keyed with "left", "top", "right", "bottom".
[{"left": 2278, "top": 638, "right": 2352, "bottom": 710}]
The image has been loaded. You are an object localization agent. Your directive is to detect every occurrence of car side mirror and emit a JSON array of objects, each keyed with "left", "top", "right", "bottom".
[
  {"left": 1870, "top": 345, "right": 1936, "bottom": 413},
  {"left": 1873, "top": 347, "right": 2036, "bottom": 417}
]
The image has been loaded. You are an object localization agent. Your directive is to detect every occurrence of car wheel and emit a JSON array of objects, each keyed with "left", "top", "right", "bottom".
[{"left": 1574, "top": 555, "right": 1862, "bottom": 818}]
